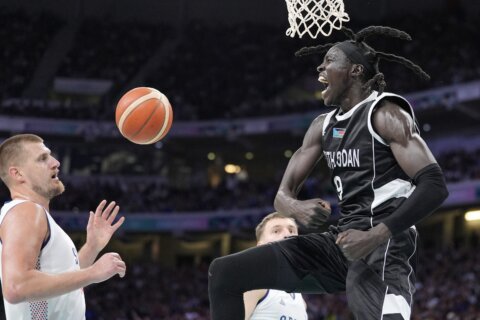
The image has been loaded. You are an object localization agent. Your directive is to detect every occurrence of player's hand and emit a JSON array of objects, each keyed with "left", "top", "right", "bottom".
[
  {"left": 86, "top": 200, "right": 125, "bottom": 253},
  {"left": 90, "top": 252, "right": 126, "bottom": 283},
  {"left": 291, "top": 198, "right": 331, "bottom": 228},
  {"left": 336, "top": 224, "right": 391, "bottom": 261}
]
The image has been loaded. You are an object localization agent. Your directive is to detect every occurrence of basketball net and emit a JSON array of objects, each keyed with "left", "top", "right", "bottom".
[{"left": 285, "top": 0, "right": 350, "bottom": 38}]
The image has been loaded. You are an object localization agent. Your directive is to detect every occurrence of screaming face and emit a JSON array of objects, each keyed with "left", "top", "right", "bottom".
[{"left": 316, "top": 46, "right": 355, "bottom": 107}]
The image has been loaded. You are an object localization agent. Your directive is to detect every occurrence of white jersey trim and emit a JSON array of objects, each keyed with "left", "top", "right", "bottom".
[
  {"left": 335, "top": 91, "right": 378, "bottom": 121},
  {"left": 382, "top": 293, "right": 411, "bottom": 320},
  {"left": 322, "top": 110, "right": 336, "bottom": 136},
  {"left": 407, "top": 228, "right": 418, "bottom": 308},
  {"left": 372, "top": 178, "right": 416, "bottom": 210}
]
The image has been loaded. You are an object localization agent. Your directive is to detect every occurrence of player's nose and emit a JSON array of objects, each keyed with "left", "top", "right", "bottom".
[{"left": 50, "top": 156, "right": 61, "bottom": 169}]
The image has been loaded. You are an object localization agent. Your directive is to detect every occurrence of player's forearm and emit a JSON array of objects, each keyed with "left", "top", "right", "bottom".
[
  {"left": 4, "top": 268, "right": 94, "bottom": 304},
  {"left": 78, "top": 242, "right": 99, "bottom": 268},
  {"left": 274, "top": 154, "right": 308, "bottom": 214},
  {"left": 382, "top": 163, "right": 449, "bottom": 235}
]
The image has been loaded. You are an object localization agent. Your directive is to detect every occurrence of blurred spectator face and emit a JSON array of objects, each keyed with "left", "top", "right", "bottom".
[{"left": 257, "top": 217, "right": 298, "bottom": 245}]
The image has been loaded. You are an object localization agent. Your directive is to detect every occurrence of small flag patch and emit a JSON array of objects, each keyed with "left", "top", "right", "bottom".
[{"left": 333, "top": 128, "right": 346, "bottom": 138}]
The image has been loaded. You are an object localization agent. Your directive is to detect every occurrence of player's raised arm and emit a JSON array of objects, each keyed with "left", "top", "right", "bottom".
[
  {"left": 373, "top": 100, "right": 449, "bottom": 235},
  {"left": 274, "top": 114, "right": 331, "bottom": 227}
]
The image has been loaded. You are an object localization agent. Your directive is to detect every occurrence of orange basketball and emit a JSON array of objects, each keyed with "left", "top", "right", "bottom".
[{"left": 115, "top": 87, "right": 173, "bottom": 144}]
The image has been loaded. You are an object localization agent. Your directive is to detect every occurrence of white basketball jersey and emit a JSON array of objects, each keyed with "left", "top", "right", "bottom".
[
  {"left": 0, "top": 200, "right": 86, "bottom": 320},
  {"left": 250, "top": 289, "right": 308, "bottom": 320}
]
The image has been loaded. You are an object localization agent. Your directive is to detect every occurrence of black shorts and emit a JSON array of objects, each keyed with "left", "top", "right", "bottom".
[{"left": 274, "top": 227, "right": 418, "bottom": 319}]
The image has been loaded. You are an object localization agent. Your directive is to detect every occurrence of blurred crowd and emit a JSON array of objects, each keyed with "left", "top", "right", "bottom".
[
  {"left": 0, "top": 11, "right": 61, "bottom": 99},
  {"left": 0, "top": 7, "right": 479, "bottom": 120},
  {"left": 57, "top": 20, "right": 170, "bottom": 93},
  {"left": 438, "top": 148, "right": 480, "bottom": 182},
  {"left": 54, "top": 177, "right": 278, "bottom": 213},
  {"left": 2, "top": 245, "right": 475, "bottom": 319},
  {"left": 412, "top": 247, "right": 480, "bottom": 320}
]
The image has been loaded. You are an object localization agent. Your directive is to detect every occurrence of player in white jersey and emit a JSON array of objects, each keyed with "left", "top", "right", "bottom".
[
  {"left": 244, "top": 212, "right": 308, "bottom": 320},
  {"left": 0, "top": 134, "right": 126, "bottom": 320}
]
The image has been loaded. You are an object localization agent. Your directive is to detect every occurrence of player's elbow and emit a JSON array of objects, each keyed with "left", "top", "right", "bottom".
[
  {"left": 274, "top": 193, "right": 290, "bottom": 215},
  {"left": 273, "top": 195, "right": 282, "bottom": 212},
  {"left": 434, "top": 171, "right": 449, "bottom": 204},
  {"left": 3, "top": 283, "right": 26, "bottom": 304},
  {"left": 439, "top": 182, "right": 449, "bottom": 203}
]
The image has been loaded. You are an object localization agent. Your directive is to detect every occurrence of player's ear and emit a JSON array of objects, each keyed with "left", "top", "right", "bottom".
[
  {"left": 9, "top": 166, "right": 25, "bottom": 183},
  {"left": 351, "top": 64, "right": 364, "bottom": 78}
]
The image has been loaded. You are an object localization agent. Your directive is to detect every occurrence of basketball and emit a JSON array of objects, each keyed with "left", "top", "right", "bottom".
[{"left": 115, "top": 87, "right": 173, "bottom": 144}]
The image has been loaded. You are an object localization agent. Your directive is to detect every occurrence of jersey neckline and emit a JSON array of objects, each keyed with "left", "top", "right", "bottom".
[{"left": 335, "top": 91, "right": 378, "bottom": 121}]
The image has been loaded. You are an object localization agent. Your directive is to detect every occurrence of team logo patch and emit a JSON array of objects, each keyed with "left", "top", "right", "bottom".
[{"left": 333, "top": 128, "right": 346, "bottom": 138}]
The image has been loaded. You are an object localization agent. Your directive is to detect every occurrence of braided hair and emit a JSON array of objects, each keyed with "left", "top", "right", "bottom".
[{"left": 295, "top": 26, "right": 430, "bottom": 94}]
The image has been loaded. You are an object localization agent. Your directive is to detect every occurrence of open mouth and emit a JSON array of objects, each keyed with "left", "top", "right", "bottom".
[
  {"left": 51, "top": 172, "right": 59, "bottom": 180},
  {"left": 318, "top": 75, "right": 329, "bottom": 97}
]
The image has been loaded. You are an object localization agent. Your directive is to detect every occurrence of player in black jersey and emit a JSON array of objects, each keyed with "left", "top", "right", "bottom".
[{"left": 208, "top": 26, "right": 448, "bottom": 320}]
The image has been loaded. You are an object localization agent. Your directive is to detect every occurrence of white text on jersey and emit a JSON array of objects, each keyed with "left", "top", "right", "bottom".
[{"left": 323, "top": 149, "right": 360, "bottom": 169}]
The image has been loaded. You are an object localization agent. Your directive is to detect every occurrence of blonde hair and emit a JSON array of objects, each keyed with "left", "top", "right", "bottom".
[
  {"left": 255, "top": 212, "right": 297, "bottom": 241},
  {"left": 0, "top": 134, "right": 43, "bottom": 184}
]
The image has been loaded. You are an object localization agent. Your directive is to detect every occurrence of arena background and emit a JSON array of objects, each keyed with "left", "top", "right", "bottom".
[{"left": 0, "top": 0, "right": 479, "bottom": 319}]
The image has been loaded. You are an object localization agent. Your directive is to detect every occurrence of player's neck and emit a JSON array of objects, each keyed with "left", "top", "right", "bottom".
[
  {"left": 11, "top": 188, "right": 50, "bottom": 211},
  {"left": 339, "top": 87, "right": 371, "bottom": 114}
]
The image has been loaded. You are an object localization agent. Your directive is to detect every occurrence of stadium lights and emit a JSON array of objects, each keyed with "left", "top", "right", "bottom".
[
  {"left": 207, "top": 152, "right": 216, "bottom": 160},
  {"left": 465, "top": 210, "right": 480, "bottom": 221},
  {"left": 224, "top": 164, "right": 241, "bottom": 174}
]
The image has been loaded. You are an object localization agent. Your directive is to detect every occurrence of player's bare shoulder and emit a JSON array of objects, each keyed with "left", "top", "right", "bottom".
[
  {"left": 372, "top": 99, "right": 415, "bottom": 145},
  {"left": 305, "top": 113, "right": 329, "bottom": 141}
]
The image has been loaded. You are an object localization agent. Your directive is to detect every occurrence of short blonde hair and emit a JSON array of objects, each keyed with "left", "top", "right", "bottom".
[
  {"left": 255, "top": 212, "right": 297, "bottom": 241},
  {"left": 0, "top": 134, "right": 43, "bottom": 184}
]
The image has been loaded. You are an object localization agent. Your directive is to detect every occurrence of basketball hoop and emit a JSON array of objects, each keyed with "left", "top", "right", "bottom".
[{"left": 285, "top": 0, "right": 350, "bottom": 38}]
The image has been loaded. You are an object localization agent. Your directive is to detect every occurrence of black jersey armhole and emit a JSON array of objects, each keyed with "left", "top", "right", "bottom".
[
  {"left": 377, "top": 95, "right": 419, "bottom": 134},
  {"left": 41, "top": 211, "right": 51, "bottom": 249}
]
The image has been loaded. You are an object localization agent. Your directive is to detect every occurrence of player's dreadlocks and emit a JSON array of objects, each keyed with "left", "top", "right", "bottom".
[{"left": 295, "top": 26, "right": 430, "bottom": 94}]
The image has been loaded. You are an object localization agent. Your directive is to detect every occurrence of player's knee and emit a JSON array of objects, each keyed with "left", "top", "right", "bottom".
[{"left": 208, "top": 256, "right": 236, "bottom": 292}]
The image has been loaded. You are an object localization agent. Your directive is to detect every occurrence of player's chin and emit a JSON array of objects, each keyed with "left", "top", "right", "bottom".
[
  {"left": 321, "top": 90, "right": 333, "bottom": 106},
  {"left": 51, "top": 182, "right": 65, "bottom": 198},
  {"left": 323, "top": 95, "right": 334, "bottom": 107}
]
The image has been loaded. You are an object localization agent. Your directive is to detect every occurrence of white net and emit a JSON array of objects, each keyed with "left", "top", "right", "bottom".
[{"left": 285, "top": 0, "right": 350, "bottom": 38}]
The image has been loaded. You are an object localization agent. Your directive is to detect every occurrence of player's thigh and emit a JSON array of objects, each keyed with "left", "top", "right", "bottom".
[
  {"left": 346, "top": 228, "right": 418, "bottom": 320},
  {"left": 273, "top": 232, "right": 349, "bottom": 293}
]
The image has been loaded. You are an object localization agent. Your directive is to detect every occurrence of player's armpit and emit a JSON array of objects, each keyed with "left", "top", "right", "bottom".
[{"left": 243, "top": 289, "right": 268, "bottom": 320}]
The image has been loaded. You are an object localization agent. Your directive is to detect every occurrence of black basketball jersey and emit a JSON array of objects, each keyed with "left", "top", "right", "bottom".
[{"left": 321, "top": 91, "right": 417, "bottom": 232}]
